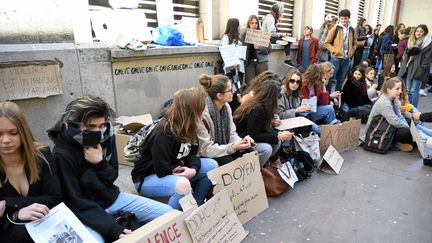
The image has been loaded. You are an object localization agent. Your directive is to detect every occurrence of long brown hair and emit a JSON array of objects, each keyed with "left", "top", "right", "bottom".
[
  {"left": 302, "top": 63, "right": 322, "bottom": 88},
  {"left": 408, "top": 24, "right": 429, "bottom": 46},
  {"left": 165, "top": 88, "right": 206, "bottom": 143},
  {"left": 0, "top": 102, "right": 47, "bottom": 186},
  {"left": 223, "top": 18, "right": 240, "bottom": 44},
  {"left": 283, "top": 68, "right": 302, "bottom": 97},
  {"left": 247, "top": 70, "right": 281, "bottom": 94},
  {"left": 247, "top": 15, "right": 261, "bottom": 30},
  {"left": 234, "top": 80, "right": 281, "bottom": 131},
  {"left": 199, "top": 74, "right": 230, "bottom": 100}
]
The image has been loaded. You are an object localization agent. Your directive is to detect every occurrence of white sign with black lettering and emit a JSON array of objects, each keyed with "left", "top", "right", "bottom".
[{"left": 318, "top": 145, "right": 345, "bottom": 174}]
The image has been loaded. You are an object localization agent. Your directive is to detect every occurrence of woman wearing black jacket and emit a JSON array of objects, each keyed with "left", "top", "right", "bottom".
[{"left": 0, "top": 101, "right": 61, "bottom": 243}]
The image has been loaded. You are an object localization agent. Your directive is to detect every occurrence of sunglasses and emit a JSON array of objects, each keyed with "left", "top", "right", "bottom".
[{"left": 289, "top": 79, "right": 301, "bottom": 85}]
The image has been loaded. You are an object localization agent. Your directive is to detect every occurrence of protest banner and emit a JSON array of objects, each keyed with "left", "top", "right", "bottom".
[
  {"left": 276, "top": 116, "right": 314, "bottom": 131},
  {"left": 318, "top": 145, "right": 345, "bottom": 174},
  {"left": 244, "top": 28, "right": 271, "bottom": 46},
  {"left": 184, "top": 189, "right": 247, "bottom": 243},
  {"left": 218, "top": 45, "right": 241, "bottom": 68},
  {"left": 320, "top": 119, "right": 361, "bottom": 155},
  {"left": 207, "top": 151, "right": 268, "bottom": 224}
]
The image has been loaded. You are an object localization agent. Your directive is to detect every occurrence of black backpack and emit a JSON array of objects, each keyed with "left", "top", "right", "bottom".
[{"left": 363, "top": 115, "right": 397, "bottom": 154}]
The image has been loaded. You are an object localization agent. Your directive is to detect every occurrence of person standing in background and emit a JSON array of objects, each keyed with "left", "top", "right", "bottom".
[{"left": 297, "top": 26, "right": 320, "bottom": 70}]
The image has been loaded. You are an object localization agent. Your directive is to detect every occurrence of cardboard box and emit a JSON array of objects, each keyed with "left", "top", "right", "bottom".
[{"left": 115, "top": 114, "right": 152, "bottom": 166}]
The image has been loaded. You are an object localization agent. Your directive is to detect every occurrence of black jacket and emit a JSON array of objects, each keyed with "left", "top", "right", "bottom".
[
  {"left": 235, "top": 104, "right": 278, "bottom": 144},
  {"left": 0, "top": 146, "right": 61, "bottom": 243},
  {"left": 131, "top": 120, "right": 201, "bottom": 184},
  {"left": 342, "top": 79, "right": 373, "bottom": 108},
  {"left": 48, "top": 123, "right": 123, "bottom": 242}
]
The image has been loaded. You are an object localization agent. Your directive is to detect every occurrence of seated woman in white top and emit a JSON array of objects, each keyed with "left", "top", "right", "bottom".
[{"left": 197, "top": 74, "right": 254, "bottom": 166}]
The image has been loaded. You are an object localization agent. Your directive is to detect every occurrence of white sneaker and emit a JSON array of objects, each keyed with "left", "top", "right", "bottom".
[
  {"left": 276, "top": 40, "right": 288, "bottom": 45},
  {"left": 419, "top": 89, "right": 428, "bottom": 96}
]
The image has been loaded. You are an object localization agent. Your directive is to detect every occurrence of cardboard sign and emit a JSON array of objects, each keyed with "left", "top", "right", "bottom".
[
  {"left": 318, "top": 145, "right": 344, "bottom": 174},
  {"left": 207, "top": 152, "right": 268, "bottom": 224},
  {"left": 278, "top": 162, "right": 298, "bottom": 188},
  {"left": 410, "top": 122, "right": 432, "bottom": 159},
  {"left": 0, "top": 62, "right": 63, "bottom": 100},
  {"left": 218, "top": 45, "right": 243, "bottom": 68},
  {"left": 301, "top": 96, "right": 317, "bottom": 112},
  {"left": 244, "top": 28, "right": 271, "bottom": 46},
  {"left": 320, "top": 119, "right": 361, "bottom": 155},
  {"left": 276, "top": 116, "right": 315, "bottom": 131},
  {"left": 114, "top": 210, "right": 193, "bottom": 243},
  {"left": 184, "top": 189, "right": 247, "bottom": 243}
]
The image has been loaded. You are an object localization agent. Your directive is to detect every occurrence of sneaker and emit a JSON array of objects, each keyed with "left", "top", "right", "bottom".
[
  {"left": 276, "top": 40, "right": 289, "bottom": 45},
  {"left": 284, "top": 60, "right": 295, "bottom": 67},
  {"left": 394, "top": 142, "right": 413, "bottom": 152},
  {"left": 419, "top": 89, "right": 428, "bottom": 96}
]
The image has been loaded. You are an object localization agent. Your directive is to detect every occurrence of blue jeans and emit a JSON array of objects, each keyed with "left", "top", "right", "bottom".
[
  {"left": 256, "top": 142, "right": 280, "bottom": 166},
  {"left": 418, "top": 124, "right": 432, "bottom": 137},
  {"left": 87, "top": 192, "right": 172, "bottom": 242},
  {"left": 406, "top": 79, "right": 421, "bottom": 107},
  {"left": 310, "top": 105, "right": 338, "bottom": 124},
  {"left": 135, "top": 158, "right": 218, "bottom": 210},
  {"left": 329, "top": 57, "right": 350, "bottom": 92}
]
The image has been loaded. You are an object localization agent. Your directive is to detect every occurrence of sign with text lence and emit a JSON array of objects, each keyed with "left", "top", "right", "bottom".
[
  {"left": 207, "top": 152, "right": 268, "bottom": 224},
  {"left": 0, "top": 61, "right": 63, "bottom": 100}
]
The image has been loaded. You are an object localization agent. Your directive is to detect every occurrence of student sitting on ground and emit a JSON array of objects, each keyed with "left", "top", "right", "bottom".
[
  {"left": 0, "top": 101, "right": 61, "bottom": 243},
  {"left": 132, "top": 88, "right": 218, "bottom": 210},
  {"left": 48, "top": 95, "right": 172, "bottom": 242},
  {"left": 241, "top": 70, "right": 281, "bottom": 103},
  {"left": 197, "top": 74, "right": 254, "bottom": 166},
  {"left": 366, "top": 77, "right": 417, "bottom": 152},
  {"left": 364, "top": 66, "right": 379, "bottom": 101},
  {"left": 234, "top": 79, "right": 293, "bottom": 166},
  {"left": 278, "top": 68, "right": 320, "bottom": 134},
  {"left": 300, "top": 63, "right": 340, "bottom": 125},
  {"left": 342, "top": 65, "right": 373, "bottom": 122}
]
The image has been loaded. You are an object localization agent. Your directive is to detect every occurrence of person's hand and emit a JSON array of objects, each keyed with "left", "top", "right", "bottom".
[
  {"left": 277, "top": 131, "right": 294, "bottom": 142},
  {"left": 243, "top": 135, "right": 255, "bottom": 145},
  {"left": 233, "top": 139, "right": 251, "bottom": 151},
  {"left": 254, "top": 44, "right": 260, "bottom": 49},
  {"left": 412, "top": 112, "right": 421, "bottom": 121},
  {"left": 272, "top": 118, "right": 282, "bottom": 127},
  {"left": 0, "top": 200, "right": 5, "bottom": 218},
  {"left": 296, "top": 104, "right": 312, "bottom": 113},
  {"left": 400, "top": 106, "right": 407, "bottom": 113},
  {"left": 84, "top": 144, "right": 103, "bottom": 164},
  {"left": 173, "top": 167, "right": 197, "bottom": 179},
  {"left": 17, "top": 203, "right": 49, "bottom": 221},
  {"left": 372, "top": 83, "right": 378, "bottom": 89},
  {"left": 330, "top": 91, "right": 341, "bottom": 99},
  {"left": 119, "top": 229, "right": 132, "bottom": 238}
]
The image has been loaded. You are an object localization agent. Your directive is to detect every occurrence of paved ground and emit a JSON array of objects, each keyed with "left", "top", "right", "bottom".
[{"left": 115, "top": 92, "right": 432, "bottom": 243}]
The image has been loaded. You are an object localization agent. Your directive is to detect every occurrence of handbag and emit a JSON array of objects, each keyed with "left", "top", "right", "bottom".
[
  {"left": 363, "top": 115, "right": 397, "bottom": 154},
  {"left": 261, "top": 158, "right": 289, "bottom": 197},
  {"left": 293, "top": 132, "right": 321, "bottom": 163}
]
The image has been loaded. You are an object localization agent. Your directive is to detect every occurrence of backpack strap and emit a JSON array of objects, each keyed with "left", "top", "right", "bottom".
[{"left": 331, "top": 26, "right": 356, "bottom": 47}]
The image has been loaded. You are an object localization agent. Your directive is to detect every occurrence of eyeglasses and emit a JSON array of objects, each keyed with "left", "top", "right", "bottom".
[
  {"left": 222, "top": 88, "right": 233, "bottom": 93},
  {"left": 289, "top": 79, "right": 301, "bottom": 85}
]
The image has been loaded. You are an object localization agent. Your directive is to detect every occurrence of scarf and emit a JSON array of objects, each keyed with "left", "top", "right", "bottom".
[
  {"left": 408, "top": 36, "right": 425, "bottom": 49},
  {"left": 206, "top": 96, "right": 230, "bottom": 145},
  {"left": 271, "top": 10, "right": 279, "bottom": 32}
]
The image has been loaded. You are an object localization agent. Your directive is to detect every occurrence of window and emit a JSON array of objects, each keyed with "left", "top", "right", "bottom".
[
  {"left": 376, "top": 0, "right": 382, "bottom": 26},
  {"left": 358, "top": 0, "right": 365, "bottom": 21},
  {"left": 172, "top": 0, "right": 199, "bottom": 24},
  {"left": 325, "top": 0, "right": 339, "bottom": 16},
  {"left": 258, "top": 0, "right": 294, "bottom": 35}
]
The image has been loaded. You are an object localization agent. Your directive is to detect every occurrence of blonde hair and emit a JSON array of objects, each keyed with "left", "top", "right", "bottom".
[
  {"left": 0, "top": 102, "right": 47, "bottom": 186},
  {"left": 302, "top": 64, "right": 323, "bottom": 88},
  {"left": 165, "top": 88, "right": 206, "bottom": 143}
]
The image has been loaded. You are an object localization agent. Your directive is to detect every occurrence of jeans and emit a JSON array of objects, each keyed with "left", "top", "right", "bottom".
[
  {"left": 406, "top": 79, "right": 421, "bottom": 108},
  {"left": 362, "top": 49, "right": 370, "bottom": 61},
  {"left": 418, "top": 124, "right": 432, "bottom": 137},
  {"left": 329, "top": 57, "right": 351, "bottom": 92},
  {"left": 135, "top": 158, "right": 218, "bottom": 210},
  {"left": 87, "top": 192, "right": 173, "bottom": 242},
  {"left": 256, "top": 142, "right": 280, "bottom": 166},
  {"left": 348, "top": 105, "right": 372, "bottom": 119},
  {"left": 310, "top": 105, "right": 338, "bottom": 124}
]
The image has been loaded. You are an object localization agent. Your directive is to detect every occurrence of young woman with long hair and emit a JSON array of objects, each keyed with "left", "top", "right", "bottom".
[
  {"left": 242, "top": 15, "right": 271, "bottom": 86},
  {"left": 222, "top": 18, "right": 244, "bottom": 87},
  {"left": 197, "top": 74, "right": 254, "bottom": 166},
  {"left": 234, "top": 79, "right": 293, "bottom": 166},
  {"left": 364, "top": 66, "right": 379, "bottom": 101},
  {"left": 132, "top": 88, "right": 218, "bottom": 210},
  {"left": 0, "top": 101, "right": 60, "bottom": 242}
]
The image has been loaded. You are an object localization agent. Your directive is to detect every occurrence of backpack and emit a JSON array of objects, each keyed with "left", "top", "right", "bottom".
[
  {"left": 363, "top": 115, "right": 397, "bottom": 154},
  {"left": 331, "top": 25, "right": 356, "bottom": 47},
  {"left": 123, "top": 118, "right": 163, "bottom": 162},
  {"left": 277, "top": 142, "right": 314, "bottom": 181}
]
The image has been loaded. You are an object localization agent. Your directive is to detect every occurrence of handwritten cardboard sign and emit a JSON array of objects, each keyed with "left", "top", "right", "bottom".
[
  {"left": 410, "top": 122, "right": 432, "bottom": 159},
  {"left": 318, "top": 145, "right": 344, "bottom": 174},
  {"left": 320, "top": 119, "right": 361, "bottom": 155},
  {"left": 0, "top": 62, "right": 63, "bottom": 100},
  {"left": 207, "top": 152, "right": 268, "bottom": 224},
  {"left": 184, "top": 189, "right": 247, "bottom": 243},
  {"left": 114, "top": 210, "right": 193, "bottom": 243},
  {"left": 244, "top": 28, "right": 271, "bottom": 46},
  {"left": 218, "top": 45, "right": 246, "bottom": 68},
  {"left": 276, "top": 116, "right": 315, "bottom": 131}
]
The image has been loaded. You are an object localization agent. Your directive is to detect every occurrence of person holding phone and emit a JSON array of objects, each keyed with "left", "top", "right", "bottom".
[
  {"left": 48, "top": 95, "right": 172, "bottom": 243},
  {"left": 131, "top": 88, "right": 218, "bottom": 211}
]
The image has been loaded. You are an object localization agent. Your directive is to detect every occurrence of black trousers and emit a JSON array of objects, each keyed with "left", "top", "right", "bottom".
[{"left": 214, "top": 148, "right": 255, "bottom": 166}]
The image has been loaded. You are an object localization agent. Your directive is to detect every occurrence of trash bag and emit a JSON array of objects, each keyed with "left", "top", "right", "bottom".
[{"left": 152, "top": 25, "right": 192, "bottom": 46}]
